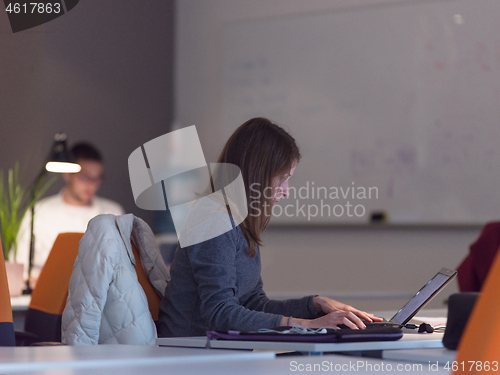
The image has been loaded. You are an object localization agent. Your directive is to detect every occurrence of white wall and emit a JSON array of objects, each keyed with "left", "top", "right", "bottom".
[
  {"left": 175, "top": 0, "right": 484, "bottom": 311},
  {"left": 260, "top": 226, "right": 478, "bottom": 311}
]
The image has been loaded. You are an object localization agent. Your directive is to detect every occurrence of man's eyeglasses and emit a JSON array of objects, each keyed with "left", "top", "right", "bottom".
[{"left": 76, "top": 174, "right": 103, "bottom": 184}]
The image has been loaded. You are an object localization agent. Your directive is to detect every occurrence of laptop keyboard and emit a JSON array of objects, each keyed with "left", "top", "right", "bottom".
[{"left": 338, "top": 318, "right": 401, "bottom": 330}]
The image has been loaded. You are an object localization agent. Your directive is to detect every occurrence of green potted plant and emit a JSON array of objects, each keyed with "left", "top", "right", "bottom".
[{"left": 0, "top": 162, "right": 53, "bottom": 296}]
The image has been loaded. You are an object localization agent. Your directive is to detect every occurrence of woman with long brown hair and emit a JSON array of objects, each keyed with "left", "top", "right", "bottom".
[{"left": 157, "top": 117, "right": 381, "bottom": 337}]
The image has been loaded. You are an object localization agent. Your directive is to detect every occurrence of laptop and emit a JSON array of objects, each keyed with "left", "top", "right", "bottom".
[{"left": 360, "top": 267, "right": 457, "bottom": 329}]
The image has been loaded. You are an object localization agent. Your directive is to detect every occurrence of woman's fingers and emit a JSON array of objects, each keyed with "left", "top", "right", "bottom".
[
  {"left": 348, "top": 307, "right": 384, "bottom": 323},
  {"left": 340, "top": 317, "right": 359, "bottom": 330},
  {"left": 346, "top": 311, "right": 366, "bottom": 329},
  {"left": 358, "top": 311, "right": 384, "bottom": 322},
  {"left": 308, "top": 303, "right": 384, "bottom": 329},
  {"left": 357, "top": 310, "right": 375, "bottom": 322},
  {"left": 313, "top": 297, "right": 383, "bottom": 323},
  {"left": 327, "top": 311, "right": 365, "bottom": 329}
]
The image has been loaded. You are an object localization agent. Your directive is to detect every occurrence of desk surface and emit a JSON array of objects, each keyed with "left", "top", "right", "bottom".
[
  {"left": 0, "top": 345, "right": 274, "bottom": 373},
  {"left": 157, "top": 331, "right": 444, "bottom": 354},
  {"left": 157, "top": 309, "right": 446, "bottom": 354},
  {"left": 383, "top": 348, "right": 457, "bottom": 366},
  {"left": 10, "top": 295, "right": 30, "bottom": 311},
  {"left": 6, "top": 353, "right": 451, "bottom": 375}
]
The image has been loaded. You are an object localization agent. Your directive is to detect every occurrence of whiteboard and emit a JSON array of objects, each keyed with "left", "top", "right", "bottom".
[{"left": 221, "top": 0, "right": 500, "bottom": 225}]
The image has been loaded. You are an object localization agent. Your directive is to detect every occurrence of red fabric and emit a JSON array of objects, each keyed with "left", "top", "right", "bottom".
[{"left": 457, "top": 222, "right": 500, "bottom": 292}]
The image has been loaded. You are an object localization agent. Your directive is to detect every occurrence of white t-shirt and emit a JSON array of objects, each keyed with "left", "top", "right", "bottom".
[{"left": 14, "top": 192, "right": 125, "bottom": 281}]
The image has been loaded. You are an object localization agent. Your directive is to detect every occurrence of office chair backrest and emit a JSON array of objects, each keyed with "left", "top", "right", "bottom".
[
  {"left": 131, "top": 242, "right": 162, "bottom": 321},
  {"left": 0, "top": 240, "right": 15, "bottom": 346},
  {"left": 454, "top": 247, "right": 500, "bottom": 372},
  {"left": 62, "top": 214, "right": 168, "bottom": 345},
  {"left": 25, "top": 232, "right": 83, "bottom": 342},
  {"left": 457, "top": 222, "right": 500, "bottom": 292}
]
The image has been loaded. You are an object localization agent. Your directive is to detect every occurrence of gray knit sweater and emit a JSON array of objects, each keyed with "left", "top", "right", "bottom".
[{"left": 157, "top": 224, "right": 318, "bottom": 337}]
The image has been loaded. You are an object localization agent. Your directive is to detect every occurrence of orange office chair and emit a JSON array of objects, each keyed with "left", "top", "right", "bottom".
[
  {"left": 19, "top": 229, "right": 165, "bottom": 346},
  {"left": 0, "top": 240, "right": 15, "bottom": 346},
  {"left": 17, "top": 232, "right": 84, "bottom": 345},
  {"left": 62, "top": 214, "right": 169, "bottom": 345},
  {"left": 132, "top": 242, "right": 162, "bottom": 322},
  {"left": 453, "top": 246, "right": 500, "bottom": 373}
]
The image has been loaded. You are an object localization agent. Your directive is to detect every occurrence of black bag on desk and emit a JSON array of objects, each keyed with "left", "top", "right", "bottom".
[
  {"left": 207, "top": 326, "right": 403, "bottom": 344},
  {"left": 443, "top": 292, "right": 479, "bottom": 350}
]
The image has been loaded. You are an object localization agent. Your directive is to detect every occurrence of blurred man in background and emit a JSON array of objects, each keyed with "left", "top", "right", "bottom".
[{"left": 15, "top": 142, "right": 124, "bottom": 286}]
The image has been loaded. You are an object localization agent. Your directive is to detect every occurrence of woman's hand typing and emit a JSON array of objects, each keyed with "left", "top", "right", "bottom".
[{"left": 281, "top": 296, "right": 383, "bottom": 329}]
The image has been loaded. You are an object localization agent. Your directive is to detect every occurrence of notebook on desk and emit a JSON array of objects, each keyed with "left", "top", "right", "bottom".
[
  {"left": 206, "top": 325, "right": 403, "bottom": 344},
  {"left": 359, "top": 267, "right": 457, "bottom": 329}
]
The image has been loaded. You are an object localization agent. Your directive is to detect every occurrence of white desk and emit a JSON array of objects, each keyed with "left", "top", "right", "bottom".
[
  {"left": 157, "top": 331, "right": 444, "bottom": 355},
  {"left": 10, "top": 295, "right": 30, "bottom": 330},
  {"left": 157, "top": 309, "right": 447, "bottom": 355},
  {"left": 383, "top": 348, "right": 457, "bottom": 366},
  {"left": 10, "top": 295, "right": 30, "bottom": 311},
  {"left": 5, "top": 354, "right": 451, "bottom": 375},
  {"left": 0, "top": 345, "right": 274, "bottom": 373}
]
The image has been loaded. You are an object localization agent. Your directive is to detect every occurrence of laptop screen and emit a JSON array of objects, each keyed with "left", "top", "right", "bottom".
[{"left": 390, "top": 268, "right": 457, "bottom": 325}]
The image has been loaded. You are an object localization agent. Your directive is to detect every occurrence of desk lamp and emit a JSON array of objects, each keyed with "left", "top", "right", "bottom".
[{"left": 23, "top": 133, "right": 81, "bottom": 294}]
